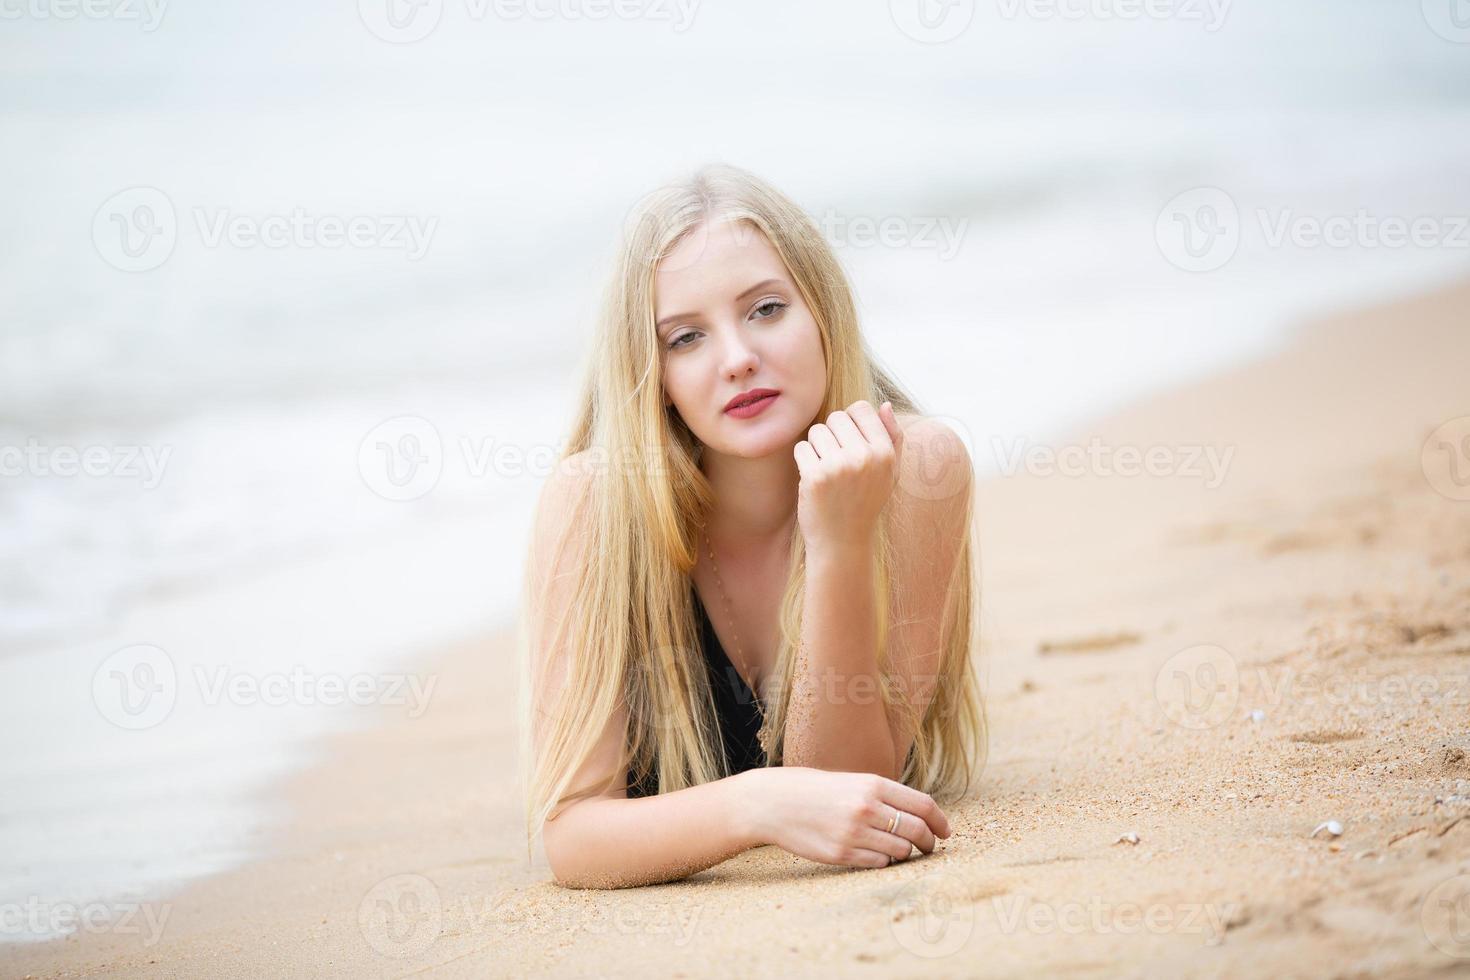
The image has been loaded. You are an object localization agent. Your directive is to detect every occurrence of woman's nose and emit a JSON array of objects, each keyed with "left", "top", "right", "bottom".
[{"left": 720, "top": 329, "right": 759, "bottom": 379}]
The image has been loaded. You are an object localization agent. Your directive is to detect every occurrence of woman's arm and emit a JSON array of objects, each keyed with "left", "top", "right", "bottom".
[
  {"left": 542, "top": 769, "right": 763, "bottom": 889},
  {"left": 529, "top": 454, "right": 762, "bottom": 888},
  {"left": 783, "top": 537, "right": 897, "bottom": 777},
  {"left": 528, "top": 444, "right": 953, "bottom": 888},
  {"left": 544, "top": 766, "right": 953, "bottom": 887},
  {"left": 784, "top": 406, "right": 971, "bottom": 778}
]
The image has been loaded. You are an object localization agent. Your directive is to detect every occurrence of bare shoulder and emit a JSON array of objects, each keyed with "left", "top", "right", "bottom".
[
  {"left": 891, "top": 414, "right": 974, "bottom": 515},
  {"left": 884, "top": 414, "right": 975, "bottom": 628},
  {"left": 529, "top": 449, "right": 600, "bottom": 576},
  {"left": 536, "top": 449, "right": 607, "bottom": 525}
]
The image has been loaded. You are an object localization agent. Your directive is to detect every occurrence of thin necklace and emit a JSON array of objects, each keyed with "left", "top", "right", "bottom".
[{"left": 697, "top": 520, "right": 761, "bottom": 705}]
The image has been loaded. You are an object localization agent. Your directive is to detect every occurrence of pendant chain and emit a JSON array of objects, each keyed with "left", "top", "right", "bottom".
[{"left": 697, "top": 521, "right": 758, "bottom": 699}]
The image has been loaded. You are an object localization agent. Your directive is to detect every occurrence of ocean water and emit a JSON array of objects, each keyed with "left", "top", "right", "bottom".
[{"left": 2, "top": 0, "right": 1468, "bottom": 942}]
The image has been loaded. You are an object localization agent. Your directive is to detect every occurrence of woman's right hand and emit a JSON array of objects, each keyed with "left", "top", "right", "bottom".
[{"left": 738, "top": 766, "right": 953, "bottom": 868}]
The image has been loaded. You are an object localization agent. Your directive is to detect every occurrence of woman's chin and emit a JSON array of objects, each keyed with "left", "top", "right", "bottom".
[{"left": 713, "top": 428, "right": 801, "bottom": 460}]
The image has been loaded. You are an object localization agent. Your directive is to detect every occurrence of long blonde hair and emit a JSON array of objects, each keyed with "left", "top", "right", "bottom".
[{"left": 518, "top": 163, "right": 985, "bottom": 859}]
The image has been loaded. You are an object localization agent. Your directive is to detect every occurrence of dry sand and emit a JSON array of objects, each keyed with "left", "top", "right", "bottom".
[{"left": 8, "top": 279, "right": 1470, "bottom": 978}]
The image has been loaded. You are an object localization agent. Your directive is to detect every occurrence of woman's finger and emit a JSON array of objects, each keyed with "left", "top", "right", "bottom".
[
  {"left": 835, "top": 847, "right": 893, "bottom": 869},
  {"left": 793, "top": 439, "right": 820, "bottom": 476},
  {"left": 825, "top": 408, "right": 866, "bottom": 450},
  {"left": 879, "top": 782, "right": 952, "bottom": 839},
  {"left": 807, "top": 422, "right": 840, "bottom": 459},
  {"left": 879, "top": 402, "right": 904, "bottom": 459},
  {"left": 845, "top": 400, "right": 891, "bottom": 450},
  {"left": 887, "top": 808, "right": 938, "bottom": 854},
  {"left": 854, "top": 824, "right": 916, "bottom": 862}
]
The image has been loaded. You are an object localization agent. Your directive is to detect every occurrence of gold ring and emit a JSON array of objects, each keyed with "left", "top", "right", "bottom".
[{"left": 886, "top": 808, "right": 901, "bottom": 834}]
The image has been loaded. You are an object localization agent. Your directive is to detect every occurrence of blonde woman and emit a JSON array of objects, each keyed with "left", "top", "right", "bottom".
[{"left": 518, "top": 164, "right": 985, "bottom": 888}]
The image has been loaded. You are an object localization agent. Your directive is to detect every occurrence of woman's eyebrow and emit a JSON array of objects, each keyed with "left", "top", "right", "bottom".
[{"left": 655, "top": 278, "right": 789, "bottom": 333}]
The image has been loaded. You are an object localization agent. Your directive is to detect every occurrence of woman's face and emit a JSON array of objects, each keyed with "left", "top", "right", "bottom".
[{"left": 655, "top": 218, "right": 827, "bottom": 459}]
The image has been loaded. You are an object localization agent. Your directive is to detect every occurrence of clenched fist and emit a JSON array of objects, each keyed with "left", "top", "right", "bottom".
[{"left": 793, "top": 399, "right": 904, "bottom": 555}]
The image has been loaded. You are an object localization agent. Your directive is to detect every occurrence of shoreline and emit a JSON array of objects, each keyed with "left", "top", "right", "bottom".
[{"left": 7, "top": 276, "right": 1470, "bottom": 977}]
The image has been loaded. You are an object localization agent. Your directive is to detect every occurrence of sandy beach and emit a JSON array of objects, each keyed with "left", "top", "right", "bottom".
[{"left": 8, "top": 277, "right": 1470, "bottom": 978}]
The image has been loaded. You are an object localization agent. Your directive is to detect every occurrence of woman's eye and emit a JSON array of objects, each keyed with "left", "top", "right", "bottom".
[
  {"left": 753, "top": 300, "right": 787, "bottom": 319},
  {"left": 667, "top": 332, "right": 697, "bottom": 350}
]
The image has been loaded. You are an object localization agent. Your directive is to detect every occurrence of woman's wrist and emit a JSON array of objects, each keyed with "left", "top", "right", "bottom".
[
  {"left": 802, "top": 528, "right": 877, "bottom": 566},
  {"left": 728, "top": 767, "right": 774, "bottom": 849}
]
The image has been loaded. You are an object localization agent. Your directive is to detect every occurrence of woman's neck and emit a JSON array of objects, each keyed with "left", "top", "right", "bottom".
[{"left": 699, "top": 446, "right": 800, "bottom": 552}]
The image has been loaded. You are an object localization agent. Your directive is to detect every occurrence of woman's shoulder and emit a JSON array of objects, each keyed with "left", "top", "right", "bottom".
[
  {"left": 892, "top": 414, "right": 973, "bottom": 482},
  {"left": 886, "top": 412, "right": 975, "bottom": 531},
  {"left": 529, "top": 451, "right": 601, "bottom": 562},
  {"left": 537, "top": 449, "right": 601, "bottom": 508}
]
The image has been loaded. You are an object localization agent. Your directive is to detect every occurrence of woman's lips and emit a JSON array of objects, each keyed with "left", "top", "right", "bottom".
[{"left": 724, "top": 393, "right": 779, "bottom": 419}]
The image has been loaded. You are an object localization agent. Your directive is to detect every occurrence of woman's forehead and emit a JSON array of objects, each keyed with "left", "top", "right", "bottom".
[{"left": 655, "top": 219, "right": 784, "bottom": 308}]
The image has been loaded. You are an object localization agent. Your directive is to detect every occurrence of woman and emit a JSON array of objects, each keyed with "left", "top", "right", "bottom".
[{"left": 517, "top": 163, "right": 985, "bottom": 889}]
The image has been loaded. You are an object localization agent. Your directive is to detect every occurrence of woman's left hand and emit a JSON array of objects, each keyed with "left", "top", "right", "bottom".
[{"left": 793, "top": 400, "right": 904, "bottom": 556}]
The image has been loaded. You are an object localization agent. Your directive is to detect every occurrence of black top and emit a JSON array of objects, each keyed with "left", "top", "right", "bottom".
[{"left": 626, "top": 588, "right": 767, "bottom": 797}]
